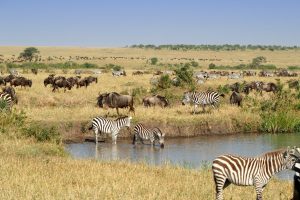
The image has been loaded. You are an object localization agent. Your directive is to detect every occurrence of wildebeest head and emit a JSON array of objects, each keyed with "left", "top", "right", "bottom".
[
  {"left": 156, "top": 95, "right": 169, "bottom": 107},
  {"left": 97, "top": 92, "right": 109, "bottom": 108}
]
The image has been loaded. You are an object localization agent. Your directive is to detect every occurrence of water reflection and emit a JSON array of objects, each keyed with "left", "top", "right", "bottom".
[{"left": 66, "top": 133, "right": 300, "bottom": 179}]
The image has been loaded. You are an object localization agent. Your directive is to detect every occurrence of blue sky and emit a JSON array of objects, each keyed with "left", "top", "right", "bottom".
[{"left": 0, "top": 0, "right": 299, "bottom": 47}]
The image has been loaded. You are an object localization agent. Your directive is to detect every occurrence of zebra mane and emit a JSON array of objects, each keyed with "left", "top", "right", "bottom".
[
  {"left": 260, "top": 149, "right": 285, "bottom": 158},
  {"left": 115, "top": 116, "right": 129, "bottom": 120}
]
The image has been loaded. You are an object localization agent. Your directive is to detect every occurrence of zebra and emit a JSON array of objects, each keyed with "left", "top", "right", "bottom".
[
  {"left": 89, "top": 116, "right": 132, "bottom": 144},
  {"left": 132, "top": 123, "right": 165, "bottom": 148},
  {"left": 212, "top": 147, "right": 300, "bottom": 200},
  {"left": 0, "top": 92, "right": 13, "bottom": 111},
  {"left": 181, "top": 91, "right": 225, "bottom": 113},
  {"left": 293, "top": 162, "right": 300, "bottom": 200}
]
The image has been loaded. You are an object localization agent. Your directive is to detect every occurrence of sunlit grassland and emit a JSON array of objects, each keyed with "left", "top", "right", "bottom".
[
  {"left": 1, "top": 46, "right": 300, "bottom": 68},
  {"left": 0, "top": 152, "right": 293, "bottom": 200},
  {"left": 10, "top": 71, "right": 287, "bottom": 139}
]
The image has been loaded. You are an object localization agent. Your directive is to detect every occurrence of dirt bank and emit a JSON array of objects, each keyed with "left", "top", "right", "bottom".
[{"left": 56, "top": 119, "right": 259, "bottom": 143}]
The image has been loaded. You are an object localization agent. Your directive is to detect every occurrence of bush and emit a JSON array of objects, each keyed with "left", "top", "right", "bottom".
[
  {"left": 150, "top": 57, "right": 158, "bottom": 65},
  {"left": 209, "top": 63, "right": 216, "bottom": 69},
  {"left": 157, "top": 74, "right": 172, "bottom": 89},
  {"left": 174, "top": 65, "right": 195, "bottom": 89},
  {"left": 23, "top": 124, "right": 61, "bottom": 144}
]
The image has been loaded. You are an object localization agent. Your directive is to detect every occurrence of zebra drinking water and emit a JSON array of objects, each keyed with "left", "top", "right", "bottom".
[
  {"left": 89, "top": 116, "right": 132, "bottom": 144},
  {"left": 212, "top": 147, "right": 300, "bottom": 200},
  {"left": 182, "top": 91, "right": 224, "bottom": 113},
  {"left": 132, "top": 123, "right": 165, "bottom": 148}
]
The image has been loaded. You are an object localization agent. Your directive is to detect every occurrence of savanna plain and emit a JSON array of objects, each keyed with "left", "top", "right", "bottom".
[{"left": 0, "top": 46, "right": 299, "bottom": 199}]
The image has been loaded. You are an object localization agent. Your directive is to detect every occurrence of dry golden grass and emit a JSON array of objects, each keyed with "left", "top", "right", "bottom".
[
  {"left": 1, "top": 46, "right": 300, "bottom": 68},
  {"left": 6, "top": 71, "right": 274, "bottom": 139},
  {"left": 0, "top": 152, "right": 293, "bottom": 200}
]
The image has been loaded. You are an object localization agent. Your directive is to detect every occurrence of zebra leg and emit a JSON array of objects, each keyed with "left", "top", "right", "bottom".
[
  {"left": 193, "top": 104, "right": 198, "bottom": 114},
  {"left": 132, "top": 134, "right": 136, "bottom": 145},
  {"left": 94, "top": 129, "right": 99, "bottom": 145},
  {"left": 214, "top": 176, "right": 228, "bottom": 200},
  {"left": 112, "top": 132, "right": 117, "bottom": 144},
  {"left": 254, "top": 182, "right": 263, "bottom": 200}
]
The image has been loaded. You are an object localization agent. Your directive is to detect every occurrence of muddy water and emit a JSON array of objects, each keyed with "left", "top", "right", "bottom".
[{"left": 65, "top": 133, "right": 300, "bottom": 180}]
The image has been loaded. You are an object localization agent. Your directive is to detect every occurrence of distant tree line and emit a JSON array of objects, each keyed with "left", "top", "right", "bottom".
[{"left": 130, "top": 44, "right": 299, "bottom": 51}]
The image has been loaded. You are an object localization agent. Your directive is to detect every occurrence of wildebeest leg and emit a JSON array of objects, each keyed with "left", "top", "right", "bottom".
[
  {"left": 202, "top": 104, "right": 206, "bottom": 113},
  {"left": 116, "top": 107, "right": 120, "bottom": 116}
]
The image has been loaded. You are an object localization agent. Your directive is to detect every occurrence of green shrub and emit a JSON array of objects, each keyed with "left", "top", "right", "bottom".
[
  {"left": 23, "top": 124, "right": 61, "bottom": 144},
  {"left": 174, "top": 65, "right": 195, "bottom": 89},
  {"left": 150, "top": 57, "right": 158, "bottom": 65},
  {"left": 157, "top": 74, "right": 172, "bottom": 89}
]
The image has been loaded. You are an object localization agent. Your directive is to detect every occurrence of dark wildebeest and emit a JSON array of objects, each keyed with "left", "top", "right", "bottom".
[
  {"left": 262, "top": 82, "right": 278, "bottom": 93},
  {"left": 230, "top": 91, "right": 243, "bottom": 107},
  {"left": 2, "top": 86, "right": 18, "bottom": 104},
  {"left": 142, "top": 95, "right": 169, "bottom": 108},
  {"left": 97, "top": 92, "right": 134, "bottom": 115},
  {"left": 132, "top": 71, "right": 144, "bottom": 76},
  {"left": 77, "top": 79, "right": 89, "bottom": 88},
  {"left": 31, "top": 68, "right": 38, "bottom": 75},
  {"left": 4, "top": 74, "right": 16, "bottom": 85},
  {"left": 243, "top": 81, "right": 264, "bottom": 95},
  {"left": 67, "top": 76, "right": 80, "bottom": 87},
  {"left": 11, "top": 77, "right": 32, "bottom": 88},
  {"left": 44, "top": 74, "right": 55, "bottom": 87},
  {"left": 0, "top": 77, "right": 5, "bottom": 86},
  {"left": 52, "top": 79, "right": 72, "bottom": 92},
  {"left": 85, "top": 76, "right": 98, "bottom": 85}
]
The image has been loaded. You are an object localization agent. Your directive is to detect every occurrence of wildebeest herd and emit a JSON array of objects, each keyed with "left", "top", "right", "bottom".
[{"left": 43, "top": 74, "right": 98, "bottom": 92}]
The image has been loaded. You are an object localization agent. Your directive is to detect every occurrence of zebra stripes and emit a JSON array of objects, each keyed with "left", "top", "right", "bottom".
[
  {"left": 212, "top": 147, "right": 300, "bottom": 200},
  {"left": 90, "top": 116, "right": 132, "bottom": 144},
  {"left": 182, "top": 91, "right": 224, "bottom": 113},
  {"left": 293, "top": 162, "right": 300, "bottom": 200},
  {"left": 132, "top": 123, "right": 165, "bottom": 148},
  {"left": 0, "top": 92, "right": 13, "bottom": 111}
]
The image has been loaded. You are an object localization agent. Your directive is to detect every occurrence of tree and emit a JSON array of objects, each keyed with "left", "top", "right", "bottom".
[
  {"left": 19, "top": 47, "right": 39, "bottom": 62},
  {"left": 250, "top": 56, "right": 267, "bottom": 68}
]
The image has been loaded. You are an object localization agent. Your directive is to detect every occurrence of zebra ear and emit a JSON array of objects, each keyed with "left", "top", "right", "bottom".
[{"left": 283, "top": 151, "right": 288, "bottom": 158}]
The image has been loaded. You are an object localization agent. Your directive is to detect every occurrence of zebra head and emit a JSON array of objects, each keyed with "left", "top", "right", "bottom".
[
  {"left": 283, "top": 146, "right": 300, "bottom": 170},
  {"left": 125, "top": 116, "right": 132, "bottom": 128},
  {"left": 154, "top": 128, "right": 165, "bottom": 148},
  {"left": 182, "top": 92, "right": 191, "bottom": 105}
]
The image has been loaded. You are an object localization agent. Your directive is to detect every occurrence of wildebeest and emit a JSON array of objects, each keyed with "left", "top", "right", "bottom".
[
  {"left": 31, "top": 68, "right": 38, "bottom": 75},
  {"left": 243, "top": 81, "right": 264, "bottom": 94},
  {"left": 288, "top": 80, "right": 300, "bottom": 89},
  {"left": 85, "top": 76, "right": 98, "bottom": 85},
  {"left": 4, "top": 74, "right": 16, "bottom": 85},
  {"left": 97, "top": 92, "right": 134, "bottom": 115},
  {"left": 44, "top": 74, "right": 55, "bottom": 87},
  {"left": 230, "top": 91, "right": 243, "bottom": 107},
  {"left": 11, "top": 77, "right": 32, "bottom": 88},
  {"left": 52, "top": 79, "right": 72, "bottom": 92},
  {"left": 142, "top": 95, "right": 169, "bottom": 108},
  {"left": 0, "top": 77, "right": 5, "bottom": 86},
  {"left": 67, "top": 76, "right": 80, "bottom": 87},
  {"left": 132, "top": 71, "right": 144, "bottom": 75},
  {"left": 262, "top": 82, "right": 278, "bottom": 93}
]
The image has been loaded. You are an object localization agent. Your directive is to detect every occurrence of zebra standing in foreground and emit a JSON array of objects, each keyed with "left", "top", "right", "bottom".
[
  {"left": 293, "top": 162, "right": 300, "bottom": 200},
  {"left": 212, "top": 147, "right": 300, "bottom": 200},
  {"left": 182, "top": 91, "right": 225, "bottom": 113},
  {"left": 89, "top": 116, "right": 132, "bottom": 144},
  {"left": 0, "top": 87, "right": 17, "bottom": 111},
  {"left": 132, "top": 123, "right": 165, "bottom": 148}
]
